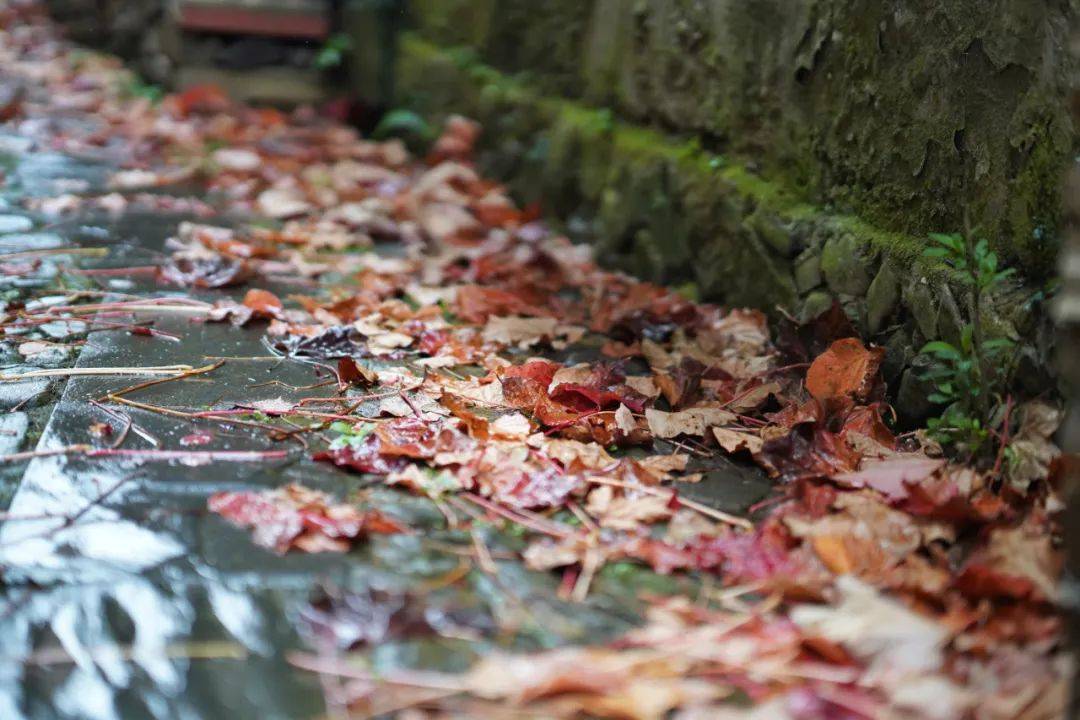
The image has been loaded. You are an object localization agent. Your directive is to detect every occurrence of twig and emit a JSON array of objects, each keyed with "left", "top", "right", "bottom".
[
  {"left": 286, "top": 651, "right": 465, "bottom": 691},
  {"left": 459, "top": 492, "right": 574, "bottom": 538},
  {"left": 103, "top": 360, "right": 223, "bottom": 400},
  {"left": 571, "top": 547, "right": 601, "bottom": 603},
  {"left": 0, "top": 445, "right": 290, "bottom": 464},
  {"left": 991, "top": 394, "right": 1015, "bottom": 479},
  {"left": 0, "top": 364, "right": 194, "bottom": 381},
  {"left": 470, "top": 528, "right": 498, "bottom": 575},
  {"left": 89, "top": 399, "right": 158, "bottom": 447},
  {"left": 585, "top": 476, "right": 753, "bottom": 530},
  {"left": 0, "top": 247, "right": 108, "bottom": 261}
]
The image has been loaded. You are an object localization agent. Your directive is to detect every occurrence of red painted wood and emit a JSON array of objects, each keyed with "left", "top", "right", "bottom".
[{"left": 178, "top": 4, "right": 329, "bottom": 39}]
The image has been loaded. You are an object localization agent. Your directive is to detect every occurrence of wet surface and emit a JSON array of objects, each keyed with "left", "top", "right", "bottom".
[{"left": 0, "top": 121, "right": 773, "bottom": 720}]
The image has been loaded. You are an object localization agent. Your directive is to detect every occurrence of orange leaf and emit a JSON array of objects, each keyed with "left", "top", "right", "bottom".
[
  {"left": 242, "top": 288, "right": 283, "bottom": 316},
  {"left": 811, "top": 535, "right": 855, "bottom": 574},
  {"left": 805, "top": 338, "right": 883, "bottom": 402}
]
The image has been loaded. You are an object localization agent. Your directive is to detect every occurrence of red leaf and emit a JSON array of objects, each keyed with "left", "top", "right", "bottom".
[
  {"left": 956, "top": 522, "right": 1059, "bottom": 602},
  {"left": 209, "top": 484, "right": 405, "bottom": 554},
  {"left": 167, "top": 83, "right": 229, "bottom": 117},
  {"left": 313, "top": 436, "right": 407, "bottom": 476},
  {"left": 455, "top": 285, "right": 550, "bottom": 323},
  {"left": 376, "top": 417, "right": 441, "bottom": 459}
]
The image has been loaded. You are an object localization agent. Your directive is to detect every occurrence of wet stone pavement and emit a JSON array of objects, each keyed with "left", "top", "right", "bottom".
[{"left": 0, "top": 133, "right": 772, "bottom": 717}]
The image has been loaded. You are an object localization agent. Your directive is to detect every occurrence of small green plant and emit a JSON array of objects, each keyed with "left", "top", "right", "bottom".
[
  {"left": 919, "top": 232, "right": 1015, "bottom": 457},
  {"left": 124, "top": 77, "right": 164, "bottom": 104},
  {"left": 315, "top": 33, "right": 353, "bottom": 70},
  {"left": 328, "top": 420, "right": 375, "bottom": 450},
  {"left": 372, "top": 108, "right": 434, "bottom": 147}
]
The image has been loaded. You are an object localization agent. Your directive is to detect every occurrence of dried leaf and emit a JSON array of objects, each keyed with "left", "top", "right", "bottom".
[
  {"left": 645, "top": 407, "right": 736, "bottom": 439},
  {"left": 805, "top": 338, "right": 883, "bottom": 402}
]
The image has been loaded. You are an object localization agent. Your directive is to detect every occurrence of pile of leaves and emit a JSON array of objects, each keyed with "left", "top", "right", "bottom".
[{"left": 0, "top": 5, "right": 1068, "bottom": 719}]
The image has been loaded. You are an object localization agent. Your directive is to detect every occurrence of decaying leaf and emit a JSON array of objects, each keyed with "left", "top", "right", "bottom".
[
  {"left": 805, "top": 337, "right": 884, "bottom": 402},
  {"left": 645, "top": 407, "right": 736, "bottom": 438},
  {"left": 208, "top": 484, "right": 406, "bottom": 553},
  {"left": 712, "top": 426, "right": 764, "bottom": 455}
]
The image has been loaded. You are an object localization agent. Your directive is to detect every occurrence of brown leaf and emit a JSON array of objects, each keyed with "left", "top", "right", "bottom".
[
  {"left": 242, "top": 288, "right": 283, "bottom": 317},
  {"left": 338, "top": 357, "right": 377, "bottom": 387},
  {"left": 805, "top": 337, "right": 883, "bottom": 402},
  {"left": 712, "top": 427, "right": 764, "bottom": 455},
  {"left": 956, "top": 521, "right": 1060, "bottom": 602}
]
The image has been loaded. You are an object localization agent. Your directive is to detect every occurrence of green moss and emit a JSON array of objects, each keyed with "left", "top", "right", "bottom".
[
  {"left": 394, "top": 33, "right": 979, "bottom": 312},
  {"left": 409, "top": 0, "right": 494, "bottom": 48},
  {"left": 1006, "top": 131, "right": 1067, "bottom": 277}
]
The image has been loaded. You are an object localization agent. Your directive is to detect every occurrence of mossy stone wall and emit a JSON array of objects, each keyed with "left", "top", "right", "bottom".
[
  {"left": 407, "top": 0, "right": 1077, "bottom": 278},
  {"left": 343, "top": 1, "right": 1069, "bottom": 413}
]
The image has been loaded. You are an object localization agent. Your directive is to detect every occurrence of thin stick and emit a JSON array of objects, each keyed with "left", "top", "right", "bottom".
[
  {"left": 566, "top": 500, "right": 600, "bottom": 534},
  {"left": 585, "top": 477, "right": 753, "bottom": 530},
  {"left": 286, "top": 652, "right": 466, "bottom": 692},
  {"left": 459, "top": 492, "right": 573, "bottom": 538},
  {"left": 0, "top": 247, "right": 108, "bottom": 261},
  {"left": 106, "top": 396, "right": 304, "bottom": 445},
  {"left": 0, "top": 445, "right": 290, "bottom": 464},
  {"left": 571, "top": 547, "right": 601, "bottom": 603},
  {"left": 0, "top": 365, "right": 194, "bottom": 381},
  {"left": 470, "top": 528, "right": 498, "bottom": 575},
  {"left": 104, "top": 361, "right": 223, "bottom": 400}
]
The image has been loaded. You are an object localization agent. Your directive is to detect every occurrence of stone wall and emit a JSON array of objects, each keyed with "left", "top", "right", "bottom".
[
  {"left": 362, "top": 2, "right": 1070, "bottom": 415},
  {"left": 406, "top": 0, "right": 1077, "bottom": 279}
]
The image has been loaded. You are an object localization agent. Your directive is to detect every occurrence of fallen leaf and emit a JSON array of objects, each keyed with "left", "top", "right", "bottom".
[
  {"left": 242, "top": 288, "right": 283, "bottom": 317},
  {"left": 805, "top": 338, "right": 883, "bottom": 402},
  {"left": 646, "top": 407, "right": 736, "bottom": 438},
  {"left": 832, "top": 456, "right": 946, "bottom": 500},
  {"left": 791, "top": 575, "right": 948, "bottom": 679},
  {"left": 956, "top": 520, "right": 1060, "bottom": 602},
  {"left": 712, "top": 427, "right": 764, "bottom": 455},
  {"left": 338, "top": 357, "right": 377, "bottom": 387},
  {"left": 208, "top": 483, "right": 406, "bottom": 553}
]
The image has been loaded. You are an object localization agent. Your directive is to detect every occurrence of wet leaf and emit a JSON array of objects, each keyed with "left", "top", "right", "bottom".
[
  {"left": 208, "top": 484, "right": 406, "bottom": 553},
  {"left": 805, "top": 338, "right": 884, "bottom": 402}
]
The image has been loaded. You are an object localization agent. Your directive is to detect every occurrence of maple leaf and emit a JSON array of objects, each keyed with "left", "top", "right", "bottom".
[
  {"left": 758, "top": 424, "right": 861, "bottom": 481},
  {"left": 713, "top": 426, "right": 764, "bottom": 455},
  {"left": 956, "top": 520, "right": 1060, "bottom": 602},
  {"left": 208, "top": 483, "right": 406, "bottom": 553},
  {"left": 805, "top": 337, "right": 884, "bottom": 402},
  {"left": 455, "top": 285, "right": 550, "bottom": 323}
]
